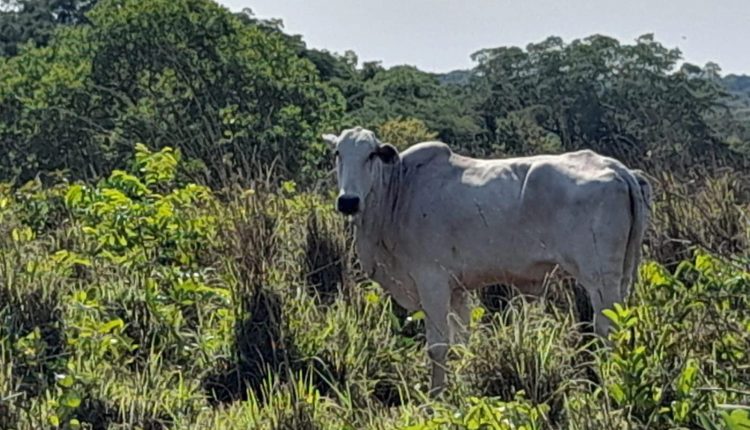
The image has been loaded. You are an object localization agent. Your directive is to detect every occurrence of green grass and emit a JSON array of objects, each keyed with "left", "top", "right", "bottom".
[{"left": 1, "top": 147, "right": 749, "bottom": 429}]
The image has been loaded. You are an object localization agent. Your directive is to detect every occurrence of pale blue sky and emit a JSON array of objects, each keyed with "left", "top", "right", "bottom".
[{"left": 219, "top": 0, "right": 749, "bottom": 75}]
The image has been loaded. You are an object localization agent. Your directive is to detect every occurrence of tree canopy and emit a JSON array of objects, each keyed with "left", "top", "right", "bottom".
[
  {"left": 467, "top": 35, "right": 739, "bottom": 169},
  {"left": 0, "top": 0, "right": 97, "bottom": 56},
  {"left": 0, "top": 0, "right": 747, "bottom": 186},
  {"left": 0, "top": 0, "right": 344, "bottom": 185}
]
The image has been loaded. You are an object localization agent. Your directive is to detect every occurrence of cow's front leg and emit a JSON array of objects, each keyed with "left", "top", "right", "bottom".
[
  {"left": 416, "top": 271, "right": 451, "bottom": 397},
  {"left": 449, "top": 287, "right": 471, "bottom": 346}
]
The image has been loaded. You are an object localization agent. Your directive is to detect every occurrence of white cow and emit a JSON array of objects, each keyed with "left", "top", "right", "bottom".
[{"left": 323, "top": 127, "right": 651, "bottom": 394}]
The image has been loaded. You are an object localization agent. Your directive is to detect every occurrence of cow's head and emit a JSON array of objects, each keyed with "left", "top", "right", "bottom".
[{"left": 323, "top": 127, "right": 399, "bottom": 216}]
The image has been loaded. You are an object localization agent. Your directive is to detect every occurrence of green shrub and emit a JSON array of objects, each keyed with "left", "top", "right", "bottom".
[
  {"left": 454, "top": 295, "right": 595, "bottom": 424},
  {"left": 403, "top": 394, "right": 549, "bottom": 430},
  {"left": 65, "top": 144, "right": 217, "bottom": 268},
  {"left": 0, "top": 0, "right": 345, "bottom": 184},
  {"left": 602, "top": 251, "right": 750, "bottom": 427}
]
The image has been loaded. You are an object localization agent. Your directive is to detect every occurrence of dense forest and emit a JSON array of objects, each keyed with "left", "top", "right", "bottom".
[
  {"left": 2, "top": 0, "right": 750, "bottom": 184},
  {"left": 1, "top": 0, "right": 749, "bottom": 429}
]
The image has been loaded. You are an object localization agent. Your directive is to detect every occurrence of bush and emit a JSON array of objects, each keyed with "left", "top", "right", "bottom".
[
  {"left": 452, "top": 295, "right": 595, "bottom": 425},
  {"left": 602, "top": 251, "right": 750, "bottom": 428},
  {"left": 0, "top": 0, "right": 344, "bottom": 185},
  {"left": 65, "top": 144, "right": 218, "bottom": 268},
  {"left": 648, "top": 170, "right": 749, "bottom": 267}
]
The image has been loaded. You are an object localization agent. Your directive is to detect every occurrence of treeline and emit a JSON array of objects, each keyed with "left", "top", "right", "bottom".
[{"left": 1, "top": 0, "right": 749, "bottom": 187}]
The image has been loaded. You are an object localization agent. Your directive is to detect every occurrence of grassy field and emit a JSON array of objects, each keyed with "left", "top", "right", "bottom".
[{"left": 1, "top": 145, "right": 749, "bottom": 429}]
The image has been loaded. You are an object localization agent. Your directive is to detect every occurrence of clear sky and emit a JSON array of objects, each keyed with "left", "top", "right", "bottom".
[{"left": 219, "top": 0, "right": 749, "bottom": 76}]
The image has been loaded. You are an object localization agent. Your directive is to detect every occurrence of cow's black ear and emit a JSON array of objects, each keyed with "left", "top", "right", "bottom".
[{"left": 375, "top": 143, "right": 399, "bottom": 164}]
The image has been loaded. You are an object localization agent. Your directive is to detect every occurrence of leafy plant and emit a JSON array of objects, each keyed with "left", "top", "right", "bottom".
[
  {"left": 65, "top": 144, "right": 217, "bottom": 268},
  {"left": 404, "top": 394, "right": 549, "bottom": 430}
]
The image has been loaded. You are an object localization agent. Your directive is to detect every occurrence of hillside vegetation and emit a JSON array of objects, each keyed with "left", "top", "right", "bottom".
[{"left": 1, "top": 0, "right": 749, "bottom": 429}]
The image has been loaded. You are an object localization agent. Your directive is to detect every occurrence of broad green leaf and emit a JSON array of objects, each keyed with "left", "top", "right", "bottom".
[
  {"left": 409, "top": 310, "right": 426, "bottom": 321},
  {"left": 48, "top": 415, "right": 60, "bottom": 427},
  {"left": 98, "top": 319, "right": 124, "bottom": 334},
  {"left": 677, "top": 359, "right": 699, "bottom": 396},
  {"left": 61, "top": 391, "right": 82, "bottom": 408},
  {"left": 57, "top": 374, "right": 75, "bottom": 388},
  {"left": 602, "top": 309, "right": 620, "bottom": 325},
  {"left": 724, "top": 409, "right": 750, "bottom": 430},
  {"left": 65, "top": 184, "right": 84, "bottom": 207},
  {"left": 365, "top": 291, "right": 379, "bottom": 304}
]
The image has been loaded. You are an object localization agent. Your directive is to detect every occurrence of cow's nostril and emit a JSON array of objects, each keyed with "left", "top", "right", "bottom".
[{"left": 337, "top": 195, "right": 360, "bottom": 215}]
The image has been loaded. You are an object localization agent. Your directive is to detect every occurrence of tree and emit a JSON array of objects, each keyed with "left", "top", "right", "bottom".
[
  {"left": 0, "top": 0, "right": 345, "bottom": 184},
  {"left": 469, "top": 34, "right": 738, "bottom": 170},
  {"left": 347, "top": 65, "right": 481, "bottom": 147},
  {"left": 0, "top": 0, "right": 97, "bottom": 56},
  {"left": 377, "top": 118, "right": 438, "bottom": 151}
]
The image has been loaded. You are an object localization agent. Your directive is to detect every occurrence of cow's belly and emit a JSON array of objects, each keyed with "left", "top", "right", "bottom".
[
  {"left": 427, "top": 223, "right": 560, "bottom": 282},
  {"left": 457, "top": 260, "right": 558, "bottom": 290}
]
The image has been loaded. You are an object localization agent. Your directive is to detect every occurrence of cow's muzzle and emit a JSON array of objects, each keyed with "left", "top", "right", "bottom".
[{"left": 336, "top": 195, "right": 360, "bottom": 215}]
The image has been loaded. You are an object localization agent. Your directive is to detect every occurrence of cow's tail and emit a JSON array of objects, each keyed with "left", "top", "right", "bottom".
[{"left": 621, "top": 168, "right": 652, "bottom": 298}]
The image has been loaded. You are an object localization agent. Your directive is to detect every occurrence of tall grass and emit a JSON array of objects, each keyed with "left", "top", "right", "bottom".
[{"left": 0, "top": 147, "right": 748, "bottom": 429}]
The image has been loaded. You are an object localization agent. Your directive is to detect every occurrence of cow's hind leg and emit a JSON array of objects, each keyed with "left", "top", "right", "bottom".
[
  {"left": 577, "top": 270, "right": 624, "bottom": 337},
  {"left": 574, "top": 197, "right": 631, "bottom": 337},
  {"left": 416, "top": 271, "right": 452, "bottom": 397}
]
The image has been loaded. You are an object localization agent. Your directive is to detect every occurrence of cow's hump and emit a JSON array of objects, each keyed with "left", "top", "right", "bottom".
[{"left": 401, "top": 141, "right": 452, "bottom": 167}]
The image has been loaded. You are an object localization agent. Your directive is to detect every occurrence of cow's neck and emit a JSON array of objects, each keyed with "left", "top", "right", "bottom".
[{"left": 354, "top": 163, "right": 402, "bottom": 275}]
